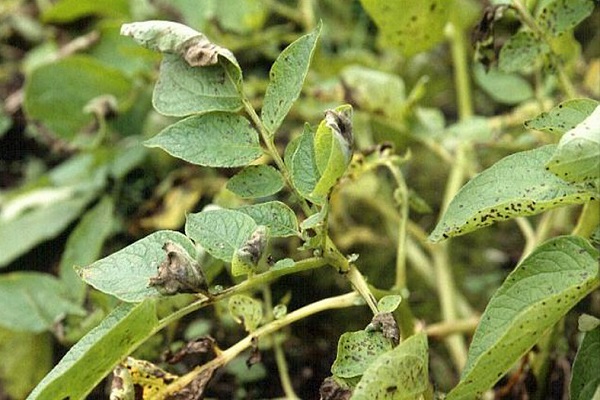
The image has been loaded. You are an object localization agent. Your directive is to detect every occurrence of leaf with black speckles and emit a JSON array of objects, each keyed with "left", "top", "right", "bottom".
[
  {"left": 536, "top": 0, "right": 595, "bottom": 37},
  {"left": 331, "top": 330, "right": 393, "bottom": 379},
  {"left": 498, "top": 30, "right": 549, "bottom": 73},
  {"left": 525, "top": 98, "right": 598, "bottom": 135}
]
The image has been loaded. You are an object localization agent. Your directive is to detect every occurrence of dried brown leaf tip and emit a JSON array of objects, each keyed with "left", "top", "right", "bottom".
[
  {"left": 367, "top": 312, "right": 400, "bottom": 346},
  {"left": 149, "top": 242, "right": 208, "bottom": 296},
  {"left": 319, "top": 376, "right": 352, "bottom": 400},
  {"left": 165, "top": 336, "right": 217, "bottom": 364},
  {"left": 246, "top": 336, "right": 262, "bottom": 368}
]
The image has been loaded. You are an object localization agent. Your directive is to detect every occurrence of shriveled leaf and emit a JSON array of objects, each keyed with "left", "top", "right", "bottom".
[
  {"left": 145, "top": 113, "right": 262, "bottom": 167},
  {"left": 429, "top": 145, "right": 596, "bottom": 242},
  {"left": 448, "top": 236, "right": 600, "bottom": 399},
  {"left": 570, "top": 325, "right": 600, "bottom": 400},
  {"left": 353, "top": 332, "right": 429, "bottom": 399},
  {"left": 152, "top": 54, "right": 242, "bottom": 116},
  {"left": 498, "top": 30, "right": 549, "bottom": 73},
  {"left": 185, "top": 208, "right": 257, "bottom": 262},
  {"left": 228, "top": 294, "right": 263, "bottom": 332},
  {"left": 261, "top": 23, "right": 321, "bottom": 134},
  {"left": 289, "top": 127, "right": 323, "bottom": 204},
  {"left": 78, "top": 231, "right": 197, "bottom": 302},
  {"left": 360, "top": 0, "right": 450, "bottom": 56},
  {"left": 524, "top": 98, "right": 598, "bottom": 135},
  {"left": 231, "top": 225, "right": 268, "bottom": 277},
  {"left": 26, "top": 301, "right": 158, "bottom": 400},
  {"left": 546, "top": 105, "right": 600, "bottom": 185},
  {"left": 226, "top": 165, "right": 284, "bottom": 198},
  {"left": 537, "top": 0, "right": 595, "bottom": 36},
  {"left": 237, "top": 201, "right": 299, "bottom": 237},
  {"left": 331, "top": 330, "right": 393, "bottom": 379},
  {"left": 42, "top": 0, "right": 128, "bottom": 22}
]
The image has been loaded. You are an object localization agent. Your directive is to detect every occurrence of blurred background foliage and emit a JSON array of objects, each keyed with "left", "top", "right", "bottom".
[{"left": 0, "top": 0, "right": 598, "bottom": 398}]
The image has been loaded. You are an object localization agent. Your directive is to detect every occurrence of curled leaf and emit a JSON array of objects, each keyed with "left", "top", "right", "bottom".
[
  {"left": 165, "top": 336, "right": 217, "bottom": 364},
  {"left": 231, "top": 225, "right": 269, "bottom": 277},
  {"left": 148, "top": 242, "right": 208, "bottom": 296},
  {"left": 367, "top": 312, "right": 400, "bottom": 346}
]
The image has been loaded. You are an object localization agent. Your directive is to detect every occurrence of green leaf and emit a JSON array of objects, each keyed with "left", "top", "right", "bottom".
[
  {"left": 353, "top": 332, "right": 429, "bottom": 399},
  {"left": 537, "top": 0, "right": 595, "bottom": 36},
  {"left": 228, "top": 294, "right": 263, "bottom": 332},
  {"left": 546, "top": 105, "right": 600, "bottom": 185},
  {"left": 261, "top": 23, "right": 321, "bottom": 134},
  {"left": 288, "top": 127, "right": 323, "bottom": 204},
  {"left": 151, "top": 54, "right": 242, "bottom": 117},
  {"left": 498, "top": 31, "right": 549, "bottom": 73},
  {"left": 237, "top": 201, "right": 299, "bottom": 237},
  {"left": 448, "top": 236, "right": 600, "bottom": 400},
  {"left": 429, "top": 145, "right": 596, "bottom": 242},
  {"left": 26, "top": 301, "right": 158, "bottom": 400},
  {"left": 59, "top": 196, "right": 115, "bottom": 304},
  {"left": 571, "top": 325, "right": 600, "bottom": 400},
  {"left": 378, "top": 295, "right": 402, "bottom": 313},
  {"left": 331, "top": 330, "right": 393, "bottom": 379},
  {"left": 226, "top": 165, "right": 284, "bottom": 198},
  {"left": 23, "top": 56, "right": 132, "bottom": 141},
  {"left": 41, "top": 0, "right": 129, "bottom": 22},
  {"left": 0, "top": 272, "right": 85, "bottom": 332},
  {"left": 473, "top": 63, "right": 533, "bottom": 105},
  {"left": 0, "top": 194, "right": 95, "bottom": 268},
  {"left": 359, "top": 0, "right": 450, "bottom": 56},
  {"left": 78, "top": 231, "right": 197, "bottom": 302},
  {"left": 524, "top": 98, "right": 599, "bottom": 135},
  {"left": 185, "top": 209, "right": 257, "bottom": 262},
  {"left": 213, "top": 0, "right": 267, "bottom": 34},
  {"left": 145, "top": 113, "right": 262, "bottom": 167}
]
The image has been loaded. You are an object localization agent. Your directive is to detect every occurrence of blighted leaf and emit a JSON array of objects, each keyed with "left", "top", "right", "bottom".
[
  {"left": 546, "top": 105, "right": 600, "bottom": 185},
  {"left": 120, "top": 357, "right": 178, "bottom": 399},
  {"left": 110, "top": 364, "right": 134, "bottom": 400},
  {"left": 0, "top": 272, "right": 85, "bottom": 332},
  {"left": 570, "top": 325, "right": 600, "bottom": 400},
  {"left": 145, "top": 113, "right": 262, "bottom": 167},
  {"left": 78, "top": 231, "right": 197, "bottom": 302},
  {"left": 498, "top": 30, "right": 549, "bottom": 73},
  {"left": 448, "top": 236, "right": 599, "bottom": 400},
  {"left": 237, "top": 201, "right": 299, "bottom": 237},
  {"left": 226, "top": 165, "right": 284, "bottom": 198},
  {"left": 352, "top": 332, "right": 429, "bottom": 399},
  {"left": 148, "top": 242, "right": 208, "bottom": 295},
  {"left": 231, "top": 225, "right": 269, "bottom": 276},
  {"left": 429, "top": 145, "right": 596, "bottom": 242},
  {"left": 185, "top": 208, "right": 257, "bottom": 262},
  {"left": 152, "top": 54, "right": 242, "bottom": 116},
  {"left": 228, "top": 294, "right": 263, "bottom": 332},
  {"left": 537, "top": 0, "right": 595, "bottom": 36},
  {"left": 319, "top": 376, "right": 353, "bottom": 400},
  {"left": 289, "top": 127, "right": 323, "bottom": 204},
  {"left": 331, "top": 330, "right": 393, "bottom": 379},
  {"left": 524, "top": 98, "right": 598, "bottom": 134},
  {"left": 27, "top": 301, "right": 158, "bottom": 400},
  {"left": 261, "top": 23, "right": 321, "bottom": 134},
  {"left": 360, "top": 0, "right": 450, "bottom": 56},
  {"left": 366, "top": 313, "right": 400, "bottom": 346}
]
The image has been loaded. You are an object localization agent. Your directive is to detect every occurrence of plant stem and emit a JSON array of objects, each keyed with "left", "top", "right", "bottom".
[
  {"left": 447, "top": 22, "right": 473, "bottom": 120},
  {"left": 425, "top": 316, "right": 480, "bottom": 338},
  {"left": 384, "top": 160, "right": 409, "bottom": 290},
  {"left": 153, "top": 292, "right": 361, "bottom": 400},
  {"left": 573, "top": 199, "right": 600, "bottom": 238}
]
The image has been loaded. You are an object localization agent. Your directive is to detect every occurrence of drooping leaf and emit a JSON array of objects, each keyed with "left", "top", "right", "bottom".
[
  {"left": 331, "top": 330, "right": 393, "bottom": 379},
  {"left": 78, "top": 231, "right": 197, "bottom": 302},
  {"left": 448, "top": 236, "right": 600, "bottom": 399},
  {"left": 185, "top": 208, "right": 257, "bottom": 262},
  {"left": 359, "top": 0, "right": 450, "bottom": 56},
  {"left": 145, "top": 113, "right": 262, "bottom": 167},
  {"left": 570, "top": 325, "right": 600, "bottom": 400},
  {"left": 261, "top": 23, "right": 321, "bottom": 134},
  {"left": 0, "top": 272, "right": 84, "bottom": 333},
  {"left": 237, "top": 201, "right": 299, "bottom": 237},
  {"left": 228, "top": 294, "right": 263, "bottom": 332},
  {"left": 498, "top": 30, "right": 549, "bottom": 73},
  {"left": 288, "top": 127, "right": 323, "bottom": 204},
  {"left": 352, "top": 332, "right": 429, "bottom": 399},
  {"left": 226, "top": 165, "right": 284, "bottom": 198},
  {"left": 546, "top": 105, "right": 600, "bottom": 185},
  {"left": 524, "top": 98, "right": 598, "bottom": 134},
  {"left": 537, "top": 0, "right": 595, "bottom": 36},
  {"left": 26, "top": 301, "right": 158, "bottom": 400},
  {"left": 473, "top": 63, "right": 533, "bottom": 105},
  {"left": 429, "top": 145, "right": 596, "bottom": 242}
]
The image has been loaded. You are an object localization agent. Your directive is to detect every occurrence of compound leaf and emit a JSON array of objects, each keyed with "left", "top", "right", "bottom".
[
  {"left": 429, "top": 145, "right": 596, "bottom": 242},
  {"left": 448, "top": 236, "right": 599, "bottom": 399},
  {"left": 331, "top": 330, "right": 393, "bottom": 379},
  {"left": 226, "top": 165, "right": 284, "bottom": 198},
  {"left": 145, "top": 113, "right": 262, "bottom": 167},
  {"left": 524, "top": 98, "right": 598, "bottom": 135},
  {"left": 237, "top": 201, "right": 299, "bottom": 237}
]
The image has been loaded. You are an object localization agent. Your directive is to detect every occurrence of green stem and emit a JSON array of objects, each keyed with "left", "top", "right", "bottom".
[
  {"left": 384, "top": 160, "right": 409, "bottom": 290},
  {"left": 573, "top": 200, "right": 600, "bottom": 238},
  {"left": 447, "top": 22, "right": 473, "bottom": 120}
]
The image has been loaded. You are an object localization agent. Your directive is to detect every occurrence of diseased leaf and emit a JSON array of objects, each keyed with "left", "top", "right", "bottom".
[
  {"left": 546, "top": 105, "right": 600, "bottom": 185},
  {"left": 498, "top": 30, "right": 549, "bottom": 73},
  {"left": 145, "top": 113, "right": 262, "bottom": 167},
  {"left": 570, "top": 325, "right": 600, "bottom": 400},
  {"left": 226, "top": 165, "right": 284, "bottom": 198},
  {"left": 359, "top": 0, "right": 450, "bottom": 56},
  {"left": 331, "top": 330, "right": 393, "bottom": 379},
  {"left": 26, "top": 301, "right": 158, "bottom": 400},
  {"left": 448, "top": 236, "right": 600, "bottom": 400},
  {"left": 429, "top": 145, "right": 596, "bottom": 242},
  {"left": 352, "top": 332, "right": 429, "bottom": 399},
  {"left": 228, "top": 295, "right": 263, "bottom": 332},
  {"left": 231, "top": 225, "right": 268, "bottom": 277},
  {"left": 237, "top": 201, "right": 299, "bottom": 237},
  {"left": 261, "top": 23, "right": 321, "bottom": 134},
  {"left": 185, "top": 209, "right": 257, "bottom": 262},
  {"left": 537, "top": 0, "right": 595, "bottom": 36},
  {"left": 524, "top": 98, "right": 598, "bottom": 134},
  {"left": 78, "top": 231, "right": 197, "bottom": 302}
]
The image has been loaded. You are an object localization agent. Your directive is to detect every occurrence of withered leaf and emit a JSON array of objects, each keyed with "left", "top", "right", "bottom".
[
  {"left": 368, "top": 312, "right": 400, "bottom": 346},
  {"left": 165, "top": 336, "right": 217, "bottom": 364},
  {"left": 149, "top": 242, "right": 208, "bottom": 296}
]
